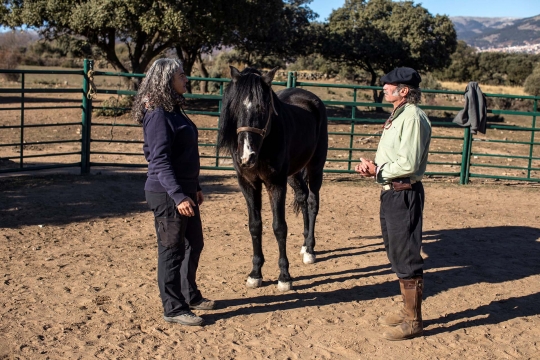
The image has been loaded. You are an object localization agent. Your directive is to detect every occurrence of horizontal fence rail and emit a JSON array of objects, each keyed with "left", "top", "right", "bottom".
[{"left": 1, "top": 61, "right": 539, "bottom": 183}]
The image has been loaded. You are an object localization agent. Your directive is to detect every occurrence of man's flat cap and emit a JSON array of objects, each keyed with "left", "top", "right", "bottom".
[{"left": 381, "top": 67, "right": 421, "bottom": 87}]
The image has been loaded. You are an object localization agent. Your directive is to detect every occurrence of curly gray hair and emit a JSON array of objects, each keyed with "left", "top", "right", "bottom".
[
  {"left": 132, "top": 58, "right": 185, "bottom": 124},
  {"left": 393, "top": 84, "right": 422, "bottom": 105}
]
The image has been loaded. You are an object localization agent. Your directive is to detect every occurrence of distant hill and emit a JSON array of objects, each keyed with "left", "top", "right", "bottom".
[{"left": 451, "top": 15, "right": 540, "bottom": 49}]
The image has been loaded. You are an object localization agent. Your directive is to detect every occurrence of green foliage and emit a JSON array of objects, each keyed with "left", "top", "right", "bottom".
[
  {"left": 524, "top": 64, "right": 540, "bottom": 96},
  {"left": 434, "top": 41, "right": 478, "bottom": 83},
  {"left": 3, "top": 0, "right": 195, "bottom": 77},
  {"left": 421, "top": 73, "right": 442, "bottom": 104},
  {"left": 321, "top": 0, "right": 457, "bottom": 86},
  {"left": 226, "top": 0, "right": 319, "bottom": 67},
  {"left": 94, "top": 96, "right": 134, "bottom": 117},
  {"left": 287, "top": 53, "right": 342, "bottom": 77},
  {"left": 436, "top": 41, "right": 540, "bottom": 86},
  {"left": 2, "top": 0, "right": 316, "bottom": 91},
  {"left": 421, "top": 73, "right": 442, "bottom": 91}
]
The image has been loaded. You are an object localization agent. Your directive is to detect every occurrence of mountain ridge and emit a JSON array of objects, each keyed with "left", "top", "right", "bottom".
[{"left": 451, "top": 15, "right": 540, "bottom": 49}]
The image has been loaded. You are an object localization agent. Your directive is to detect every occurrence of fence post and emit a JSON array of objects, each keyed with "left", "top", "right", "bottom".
[
  {"left": 19, "top": 73, "right": 25, "bottom": 169},
  {"left": 527, "top": 99, "right": 537, "bottom": 179},
  {"left": 287, "top": 71, "right": 297, "bottom": 88},
  {"left": 216, "top": 82, "right": 224, "bottom": 167},
  {"left": 287, "top": 72, "right": 292, "bottom": 88},
  {"left": 81, "top": 59, "right": 93, "bottom": 174},
  {"left": 347, "top": 88, "right": 357, "bottom": 171},
  {"left": 459, "top": 127, "right": 471, "bottom": 185}
]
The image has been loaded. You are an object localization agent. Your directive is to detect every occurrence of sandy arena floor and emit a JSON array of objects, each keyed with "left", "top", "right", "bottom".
[{"left": 1, "top": 170, "right": 539, "bottom": 359}]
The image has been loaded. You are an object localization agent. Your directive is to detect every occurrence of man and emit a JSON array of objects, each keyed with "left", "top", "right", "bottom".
[{"left": 355, "top": 67, "right": 431, "bottom": 340}]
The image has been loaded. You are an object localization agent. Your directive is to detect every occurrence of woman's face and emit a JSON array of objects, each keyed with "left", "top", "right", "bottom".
[{"left": 171, "top": 68, "right": 188, "bottom": 95}]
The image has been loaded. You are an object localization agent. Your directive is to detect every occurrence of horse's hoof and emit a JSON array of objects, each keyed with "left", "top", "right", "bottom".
[
  {"left": 300, "top": 246, "right": 307, "bottom": 254},
  {"left": 277, "top": 281, "right": 292, "bottom": 292},
  {"left": 246, "top": 277, "right": 263, "bottom": 288},
  {"left": 303, "top": 252, "right": 316, "bottom": 264}
]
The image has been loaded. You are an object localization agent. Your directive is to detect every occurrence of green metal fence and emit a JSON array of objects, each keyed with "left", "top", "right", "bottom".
[{"left": 1, "top": 59, "right": 539, "bottom": 183}]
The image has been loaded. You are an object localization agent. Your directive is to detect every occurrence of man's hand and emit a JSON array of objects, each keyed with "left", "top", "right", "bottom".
[
  {"left": 354, "top": 158, "right": 376, "bottom": 177},
  {"left": 177, "top": 197, "right": 197, "bottom": 217}
]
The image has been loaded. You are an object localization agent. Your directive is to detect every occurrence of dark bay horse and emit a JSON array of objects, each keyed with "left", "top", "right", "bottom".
[{"left": 218, "top": 66, "right": 328, "bottom": 291}]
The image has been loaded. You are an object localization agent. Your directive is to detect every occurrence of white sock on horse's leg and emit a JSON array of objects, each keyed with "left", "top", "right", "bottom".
[
  {"left": 246, "top": 277, "right": 263, "bottom": 288},
  {"left": 303, "top": 252, "right": 316, "bottom": 264},
  {"left": 277, "top": 281, "right": 292, "bottom": 292}
]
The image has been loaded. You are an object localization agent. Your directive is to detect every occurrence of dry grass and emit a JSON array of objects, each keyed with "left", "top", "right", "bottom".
[
  {"left": 0, "top": 65, "right": 132, "bottom": 90},
  {"left": 1, "top": 64, "right": 530, "bottom": 98},
  {"left": 440, "top": 81, "right": 527, "bottom": 96}
]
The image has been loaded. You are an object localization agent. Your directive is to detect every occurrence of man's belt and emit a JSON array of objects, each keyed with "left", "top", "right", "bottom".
[{"left": 382, "top": 177, "right": 417, "bottom": 191}]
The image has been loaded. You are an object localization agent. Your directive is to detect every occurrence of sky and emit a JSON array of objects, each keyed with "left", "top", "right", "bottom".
[{"left": 310, "top": 0, "right": 540, "bottom": 21}]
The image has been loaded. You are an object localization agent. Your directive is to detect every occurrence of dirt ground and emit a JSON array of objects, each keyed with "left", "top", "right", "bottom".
[
  {"left": 1, "top": 169, "right": 540, "bottom": 360},
  {"left": 1, "top": 82, "right": 540, "bottom": 359}
]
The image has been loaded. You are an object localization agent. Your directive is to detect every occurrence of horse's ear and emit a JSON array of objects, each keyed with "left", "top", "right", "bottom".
[
  {"left": 230, "top": 66, "right": 241, "bottom": 83},
  {"left": 262, "top": 66, "right": 279, "bottom": 87}
]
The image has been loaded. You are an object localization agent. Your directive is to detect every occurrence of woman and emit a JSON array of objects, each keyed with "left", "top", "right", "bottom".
[{"left": 133, "top": 58, "right": 214, "bottom": 327}]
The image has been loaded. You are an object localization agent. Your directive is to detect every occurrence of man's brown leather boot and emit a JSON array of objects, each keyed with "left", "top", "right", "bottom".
[
  {"left": 382, "top": 277, "right": 423, "bottom": 340},
  {"left": 378, "top": 279, "right": 408, "bottom": 326}
]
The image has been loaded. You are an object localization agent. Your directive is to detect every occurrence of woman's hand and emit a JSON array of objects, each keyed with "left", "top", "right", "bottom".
[
  {"left": 177, "top": 197, "right": 197, "bottom": 217},
  {"left": 196, "top": 190, "right": 204, "bottom": 206}
]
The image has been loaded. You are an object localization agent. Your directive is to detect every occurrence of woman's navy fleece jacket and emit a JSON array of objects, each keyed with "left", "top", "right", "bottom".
[{"left": 142, "top": 106, "right": 200, "bottom": 206}]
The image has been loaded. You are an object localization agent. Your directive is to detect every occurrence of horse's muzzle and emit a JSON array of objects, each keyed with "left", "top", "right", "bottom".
[{"left": 240, "top": 156, "right": 257, "bottom": 168}]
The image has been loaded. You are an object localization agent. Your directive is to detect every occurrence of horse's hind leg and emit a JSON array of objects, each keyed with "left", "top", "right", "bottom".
[
  {"left": 267, "top": 181, "right": 292, "bottom": 291},
  {"left": 287, "top": 170, "right": 314, "bottom": 264},
  {"left": 304, "top": 166, "right": 323, "bottom": 263},
  {"left": 239, "top": 177, "right": 264, "bottom": 288}
]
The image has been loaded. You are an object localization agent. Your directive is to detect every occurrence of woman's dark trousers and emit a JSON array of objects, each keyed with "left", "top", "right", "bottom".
[{"left": 145, "top": 191, "right": 204, "bottom": 317}]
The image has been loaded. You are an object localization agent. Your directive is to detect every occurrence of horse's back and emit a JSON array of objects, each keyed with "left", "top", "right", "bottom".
[
  {"left": 275, "top": 88, "right": 328, "bottom": 174},
  {"left": 277, "top": 88, "right": 325, "bottom": 117},
  {"left": 276, "top": 88, "right": 327, "bottom": 131}
]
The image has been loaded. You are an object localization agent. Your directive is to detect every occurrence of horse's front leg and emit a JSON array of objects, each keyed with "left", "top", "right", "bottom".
[
  {"left": 267, "top": 181, "right": 292, "bottom": 291},
  {"left": 239, "top": 177, "right": 264, "bottom": 288}
]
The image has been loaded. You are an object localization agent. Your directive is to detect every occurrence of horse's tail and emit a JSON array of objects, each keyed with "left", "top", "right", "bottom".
[
  {"left": 292, "top": 168, "right": 309, "bottom": 215},
  {"left": 292, "top": 197, "right": 303, "bottom": 216}
]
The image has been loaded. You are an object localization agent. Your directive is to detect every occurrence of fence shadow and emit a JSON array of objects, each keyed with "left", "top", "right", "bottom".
[
  {"left": 0, "top": 95, "right": 83, "bottom": 104},
  {"left": 424, "top": 291, "right": 540, "bottom": 336},
  {"left": 422, "top": 226, "right": 540, "bottom": 296},
  {"left": 208, "top": 225, "right": 540, "bottom": 334},
  {"left": 0, "top": 172, "right": 239, "bottom": 228}
]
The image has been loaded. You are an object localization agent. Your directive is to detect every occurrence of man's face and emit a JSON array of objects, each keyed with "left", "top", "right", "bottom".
[{"left": 383, "top": 83, "right": 402, "bottom": 103}]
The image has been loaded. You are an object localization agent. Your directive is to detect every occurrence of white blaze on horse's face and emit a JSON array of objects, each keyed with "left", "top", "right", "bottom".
[
  {"left": 239, "top": 133, "right": 256, "bottom": 166},
  {"left": 243, "top": 97, "right": 252, "bottom": 111}
]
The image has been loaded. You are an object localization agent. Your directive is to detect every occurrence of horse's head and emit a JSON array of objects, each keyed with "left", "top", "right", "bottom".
[{"left": 218, "top": 66, "right": 279, "bottom": 169}]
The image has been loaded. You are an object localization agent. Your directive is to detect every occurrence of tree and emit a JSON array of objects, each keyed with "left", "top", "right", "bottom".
[
  {"left": 230, "top": 0, "right": 319, "bottom": 66},
  {"left": 435, "top": 40, "right": 478, "bottom": 83},
  {"left": 320, "top": 0, "right": 457, "bottom": 102},
  {"left": 1, "top": 0, "right": 300, "bottom": 90},
  {"left": 2, "top": 0, "right": 189, "bottom": 79},
  {"left": 524, "top": 64, "right": 540, "bottom": 96}
]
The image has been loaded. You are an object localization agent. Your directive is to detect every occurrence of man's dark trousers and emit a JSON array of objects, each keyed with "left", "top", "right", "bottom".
[
  {"left": 379, "top": 182, "right": 424, "bottom": 279},
  {"left": 145, "top": 191, "right": 204, "bottom": 317}
]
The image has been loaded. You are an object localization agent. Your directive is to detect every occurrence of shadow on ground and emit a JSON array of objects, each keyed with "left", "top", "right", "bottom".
[
  {"left": 210, "top": 226, "right": 540, "bottom": 334},
  {"left": 0, "top": 172, "right": 239, "bottom": 228}
]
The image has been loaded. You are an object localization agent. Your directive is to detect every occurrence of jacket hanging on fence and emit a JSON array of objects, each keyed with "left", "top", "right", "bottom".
[{"left": 453, "top": 81, "right": 487, "bottom": 134}]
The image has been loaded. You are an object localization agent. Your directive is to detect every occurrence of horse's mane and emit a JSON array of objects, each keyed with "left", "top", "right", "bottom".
[{"left": 217, "top": 68, "right": 271, "bottom": 153}]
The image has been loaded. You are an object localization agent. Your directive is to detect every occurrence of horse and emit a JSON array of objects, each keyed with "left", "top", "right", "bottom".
[{"left": 217, "top": 66, "right": 328, "bottom": 291}]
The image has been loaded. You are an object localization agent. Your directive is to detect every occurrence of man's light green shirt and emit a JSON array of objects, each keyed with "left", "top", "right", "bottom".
[{"left": 375, "top": 103, "right": 432, "bottom": 184}]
